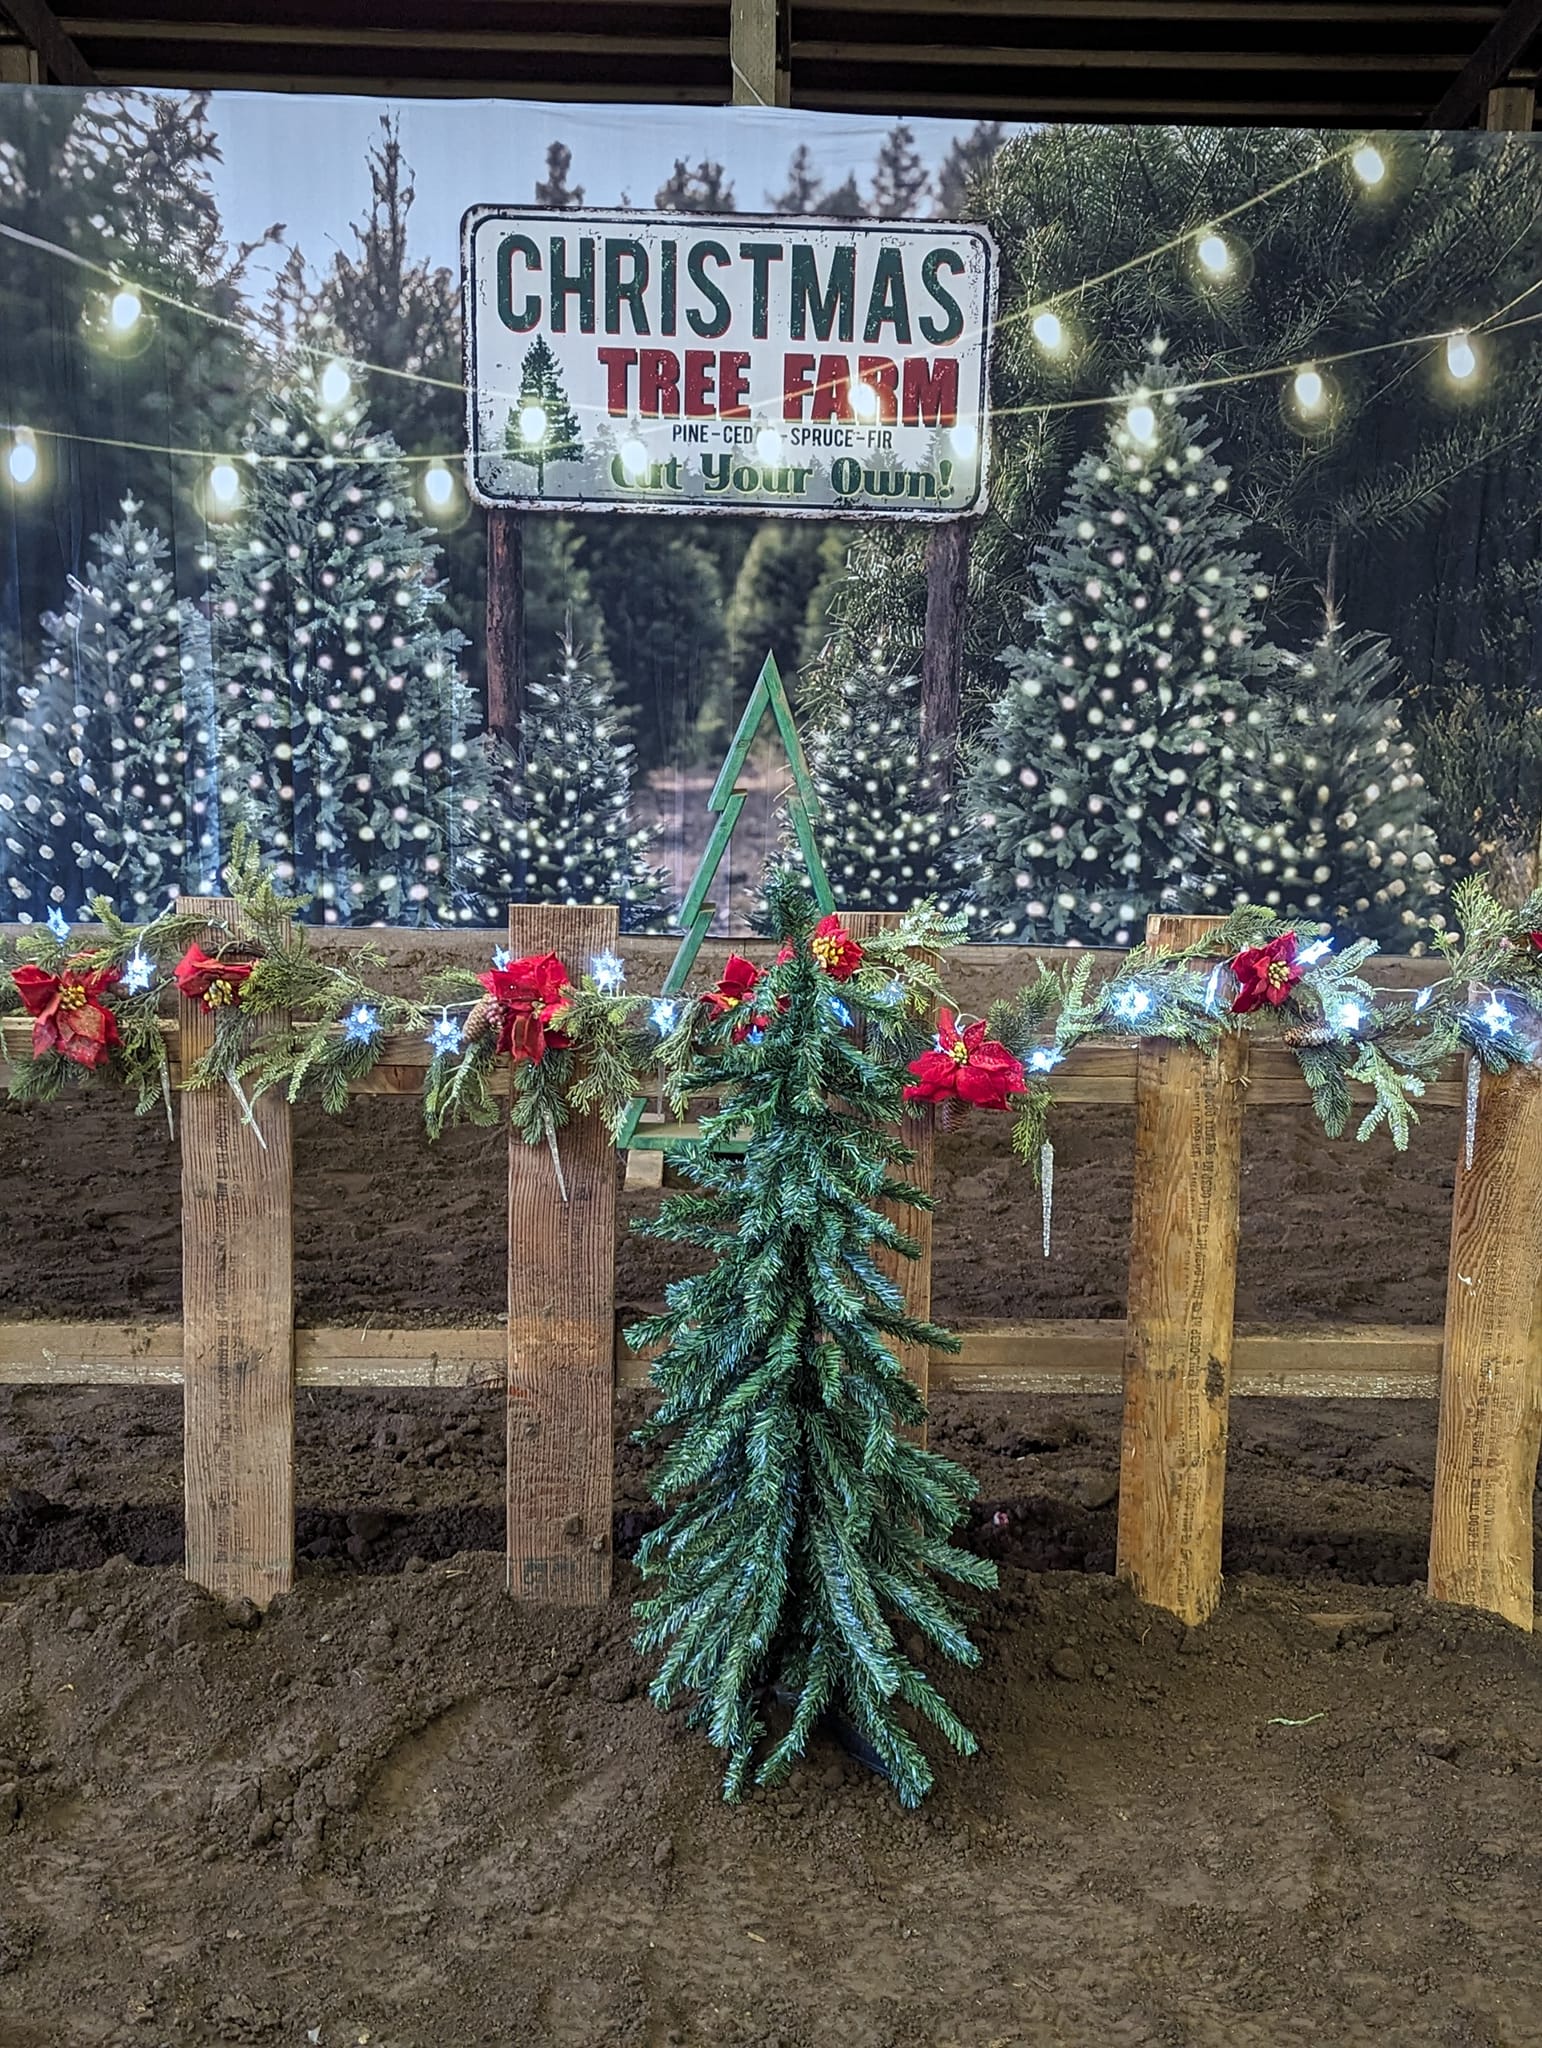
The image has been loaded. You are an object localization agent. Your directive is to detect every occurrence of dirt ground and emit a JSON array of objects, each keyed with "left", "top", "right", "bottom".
[{"left": 6, "top": 1089, "right": 1542, "bottom": 2047}]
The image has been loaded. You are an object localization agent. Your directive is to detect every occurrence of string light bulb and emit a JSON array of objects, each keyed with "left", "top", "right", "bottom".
[
  {"left": 1031, "top": 310, "right": 1065, "bottom": 353},
  {"left": 950, "top": 420, "right": 978, "bottom": 459},
  {"left": 755, "top": 423, "right": 784, "bottom": 465},
  {"left": 850, "top": 379, "right": 879, "bottom": 422},
  {"left": 108, "top": 287, "right": 142, "bottom": 333},
  {"left": 1293, "top": 366, "right": 1326, "bottom": 416},
  {"left": 1352, "top": 142, "right": 1386, "bottom": 187},
  {"left": 6, "top": 431, "right": 38, "bottom": 487},
  {"left": 1446, "top": 330, "right": 1478, "bottom": 382},
  {"left": 619, "top": 435, "right": 649, "bottom": 479},
  {"left": 518, "top": 401, "right": 549, "bottom": 445},
  {"left": 1196, "top": 232, "right": 1232, "bottom": 278},
  {"left": 207, "top": 460, "right": 241, "bottom": 509},
  {"left": 590, "top": 949, "right": 626, "bottom": 994},
  {"left": 319, "top": 360, "right": 352, "bottom": 411},
  {"left": 1125, "top": 400, "right": 1157, "bottom": 446},
  {"left": 422, "top": 462, "right": 455, "bottom": 509}
]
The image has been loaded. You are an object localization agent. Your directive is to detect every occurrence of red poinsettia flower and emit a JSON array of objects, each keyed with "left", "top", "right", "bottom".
[
  {"left": 11, "top": 960, "right": 122, "bottom": 1070},
  {"left": 1228, "top": 932, "right": 1302, "bottom": 1016},
  {"left": 476, "top": 950, "right": 573, "bottom": 1065},
  {"left": 904, "top": 1009, "right": 1027, "bottom": 1112},
  {"left": 810, "top": 914, "right": 863, "bottom": 982},
  {"left": 702, "top": 954, "right": 763, "bottom": 1017},
  {"left": 1528, "top": 931, "right": 1542, "bottom": 954},
  {"left": 174, "top": 944, "right": 254, "bottom": 1013}
]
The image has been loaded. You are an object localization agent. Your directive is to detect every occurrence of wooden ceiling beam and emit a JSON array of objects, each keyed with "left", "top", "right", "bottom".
[
  {"left": 807, "top": 83, "right": 1433, "bottom": 113},
  {"left": 0, "top": 0, "right": 95, "bottom": 82},
  {"left": 99, "top": 66, "right": 722, "bottom": 99},
  {"left": 798, "top": 36, "right": 1457, "bottom": 67},
  {"left": 812, "top": 0, "right": 1498, "bottom": 18},
  {"left": 62, "top": 17, "right": 724, "bottom": 57},
  {"left": 1427, "top": 0, "right": 1542, "bottom": 117}
]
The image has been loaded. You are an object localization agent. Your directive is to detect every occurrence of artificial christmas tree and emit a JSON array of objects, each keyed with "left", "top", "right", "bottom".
[
  {"left": 632, "top": 874, "right": 996, "bottom": 1806},
  {"left": 490, "top": 635, "right": 671, "bottom": 931},
  {"left": 963, "top": 380, "right": 1284, "bottom": 943},
  {"left": 210, "top": 370, "right": 496, "bottom": 923},
  {"left": 505, "top": 336, "right": 583, "bottom": 493},
  {"left": 1232, "top": 629, "right": 1443, "bottom": 941},
  {"left": 807, "top": 648, "right": 955, "bottom": 911},
  {"left": 0, "top": 504, "right": 213, "bottom": 919}
]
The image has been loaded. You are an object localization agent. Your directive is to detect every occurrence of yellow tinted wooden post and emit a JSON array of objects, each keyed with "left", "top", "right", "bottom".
[
  {"left": 1117, "top": 912, "right": 1245, "bottom": 1626},
  {"left": 1428, "top": 1062, "right": 1542, "bottom": 1629},
  {"left": 178, "top": 895, "right": 294, "bottom": 1607},
  {"left": 506, "top": 903, "right": 619, "bottom": 1604}
]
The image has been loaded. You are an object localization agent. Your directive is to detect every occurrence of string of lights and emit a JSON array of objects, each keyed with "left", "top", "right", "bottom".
[{"left": 1, "top": 133, "right": 1531, "bottom": 511}]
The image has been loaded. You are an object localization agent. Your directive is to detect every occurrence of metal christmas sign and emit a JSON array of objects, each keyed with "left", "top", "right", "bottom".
[{"left": 462, "top": 207, "right": 995, "bottom": 517}]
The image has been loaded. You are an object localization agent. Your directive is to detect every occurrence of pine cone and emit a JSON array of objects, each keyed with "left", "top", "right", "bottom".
[
  {"left": 463, "top": 995, "right": 500, "bottom": 1044},
  {"left": 1282, "top": 1025, "right": 1335, "bottom": 1048}
]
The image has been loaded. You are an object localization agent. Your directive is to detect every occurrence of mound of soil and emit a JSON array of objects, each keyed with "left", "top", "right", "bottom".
[{"left": 3, "top": 1549, "right": 1541, "bottom": 2048}]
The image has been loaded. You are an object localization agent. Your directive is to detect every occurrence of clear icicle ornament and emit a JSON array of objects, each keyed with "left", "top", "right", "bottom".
[
  {"left": 1464, "top": 1051, "right": 1481, "bottom": 1172},
  {"left": 1040, "top": 1138, "right": 1055, "bottom": 1259}
]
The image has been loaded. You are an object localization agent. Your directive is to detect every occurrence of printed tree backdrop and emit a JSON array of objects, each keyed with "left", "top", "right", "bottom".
[{"left": 1, "top": 97, "right": 1538, "bottom": 930}]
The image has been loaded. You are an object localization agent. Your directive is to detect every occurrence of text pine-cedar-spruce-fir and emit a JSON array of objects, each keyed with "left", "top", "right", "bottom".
[{"left": 494, "top": 232, "right": 967, "bottom": 427}]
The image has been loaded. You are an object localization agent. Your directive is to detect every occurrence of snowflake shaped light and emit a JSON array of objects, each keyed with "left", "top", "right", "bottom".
[
  {"left": 590, "top": 949, "right": 626, "bottom": 995},
  {"left": 1111, "top": 986, "right": 1152, "bottom": 1023},
  {"left": 46, "top": 907, "right": 70, "bottom": 941},
  {"left": 122, "top": 947, "right": 155, "bottom": 994},
  {"left": 649, "top": 998, "right": 679, "bottom": 1035},
  {"left": 427, "top": 1011, "right": 463, "bottom": 1057},
  {"left": 343, "top": 1003, "right": 380, "bottom": 1044}
]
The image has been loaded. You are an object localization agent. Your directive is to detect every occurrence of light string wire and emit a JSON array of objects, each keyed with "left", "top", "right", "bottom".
[{"left": 4, "top": 133, "right": 1519, "bottom": 468}]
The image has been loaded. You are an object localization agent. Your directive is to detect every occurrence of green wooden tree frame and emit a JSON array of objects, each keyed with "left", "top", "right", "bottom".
[{"left": 620, "top": 650, "right": 835, "bottom": 1149}]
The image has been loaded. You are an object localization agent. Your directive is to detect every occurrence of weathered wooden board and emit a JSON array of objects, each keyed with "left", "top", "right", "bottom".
[
  {"left": 1117, "top": 913, "right": 1245, "bottom": 1626},
  {"left": 506, "top": 904, "right": 618, "bottom": 1605},
  {"left": 0, "top": 1011, "right": 1468, "bottom": 1108},
  {"left": 0, "top": 1316, "right": 1444, "bottom": 1400},
  {"left": 177, "top": 895, "right": 295, "bottom": 1608},
  {"left": 1428, "top": 1062, "right": 1542, "bottom": 1629}
]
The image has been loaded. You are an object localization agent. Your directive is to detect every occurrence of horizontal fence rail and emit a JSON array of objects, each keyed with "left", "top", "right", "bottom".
[
  {"left": 0, "top": 1317, "right": 1448, "bottom": 1398},
  {"left": 1, "top": 908, "right": 1538, "bottom": 1639}
]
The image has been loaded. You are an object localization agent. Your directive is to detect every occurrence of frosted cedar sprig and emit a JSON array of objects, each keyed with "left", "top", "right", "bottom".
[{"left": 987, "top": 885, "right": 1542, "bottom": 1161}]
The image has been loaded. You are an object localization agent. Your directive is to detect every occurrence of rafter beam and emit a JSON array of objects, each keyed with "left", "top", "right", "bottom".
[
  {"left": 1428, "top": 0, "right": 1542, "bottom": 121},
  {"left": 0, "top": 0, "right": 94, "bottom": 83}
]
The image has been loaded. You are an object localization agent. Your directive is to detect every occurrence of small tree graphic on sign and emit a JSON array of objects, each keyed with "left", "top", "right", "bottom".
[{"left": 505, "top": 336, "right": 583, "bottom": 491}]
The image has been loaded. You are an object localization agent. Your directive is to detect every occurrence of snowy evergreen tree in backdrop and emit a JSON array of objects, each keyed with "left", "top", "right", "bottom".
[
  {"left": 963, "top": 379, "right": 1283, "bottom": 943},
  {"left": 0, "top": 504, "right": 214, "bottom": 919},
  {"left": 1232, "top": 629, "right": 1442, "bottom": 940},
  {"left": 211, "top": 370, "right": 495, "bottom": 923},
  {"left": 489, "top": 634, "right": 671, "bottom": 931},
  {"left": 808, "top": 649, "right": 954, "bottom": 911}
]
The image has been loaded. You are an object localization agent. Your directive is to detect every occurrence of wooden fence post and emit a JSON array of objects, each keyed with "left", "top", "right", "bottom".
[
  {"left": 1117, "top": 911, "right": 1245, "bottom": 1626},
  {"left": 178, "top": 895, "right": 294, "bottom": 1607},
  {"left": 1428, "top": 1061, "right": 1542, "bottom": 1629},
  {"left": 506, "top": 903, "right": 618, "bottom": 1605},
  {"left": 845, "top": 911, "right": 936, "bottom": 1434}
]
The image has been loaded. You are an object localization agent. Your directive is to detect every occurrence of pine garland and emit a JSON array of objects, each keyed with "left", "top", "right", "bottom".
[{"left": 4, "top": 834, "right": 1540, "bottom": 1166}]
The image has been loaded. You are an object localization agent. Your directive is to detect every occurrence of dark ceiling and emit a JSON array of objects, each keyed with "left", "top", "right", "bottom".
[{"left": 2, "top": 0, "right": 1538, "bottom": 128}]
